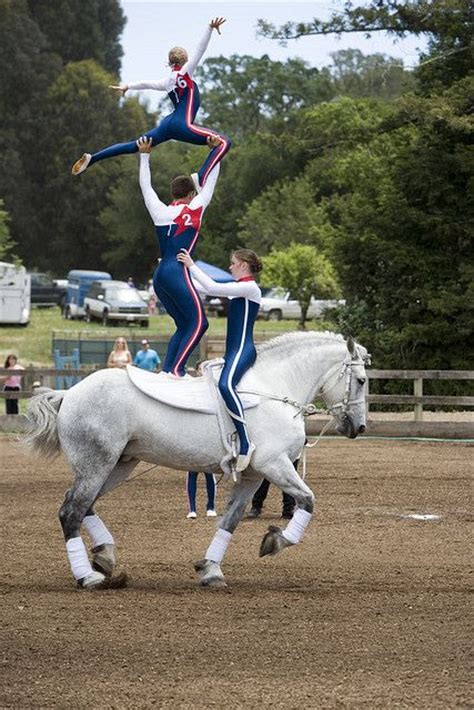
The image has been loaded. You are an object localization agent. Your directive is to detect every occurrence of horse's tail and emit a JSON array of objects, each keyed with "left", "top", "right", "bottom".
[{"left": 23, "top": 388, "right": 66, "bottom": 458}]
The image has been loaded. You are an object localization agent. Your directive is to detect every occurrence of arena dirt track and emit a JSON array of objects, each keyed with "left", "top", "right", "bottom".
[{"left": 1, "top": 436, "right": 471, "bottom": 709}]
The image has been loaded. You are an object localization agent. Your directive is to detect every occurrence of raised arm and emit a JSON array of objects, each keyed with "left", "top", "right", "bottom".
[
  {"left": 182, "top": 18, "right": 225, "bottom": 77},
  {"left": 190, "top": 163, "right": 220, "bottom": 211},
  {"left": 110, "top": 76, "right": 174, "bottom": 95},
  {"left": 177, "top": 255, "right": 260, "bottom": 301},
  {"left": 137, "top": 138, "right": 167, "bottom": 224}
]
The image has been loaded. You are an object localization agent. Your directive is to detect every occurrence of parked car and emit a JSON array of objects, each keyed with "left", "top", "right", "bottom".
[
  {"left": 29, "top": 272, "right": 66, "bottom": 308},
  {"left": 63, "top": 270, "right": 112, "bottom": 320},
  {"left": 84, "top": 280, "right": 149, "bottom": 327},
  {"left": 258, "top": 288, "right": 345, "bottom": 321}
]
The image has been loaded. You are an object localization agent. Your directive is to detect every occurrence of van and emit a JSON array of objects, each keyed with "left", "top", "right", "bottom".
[
  {"left": 0, "top": 262, "right": 31, "bottom": 325},
  {"left": 63, "top": 270, "right": 112, "bottom": 320}
]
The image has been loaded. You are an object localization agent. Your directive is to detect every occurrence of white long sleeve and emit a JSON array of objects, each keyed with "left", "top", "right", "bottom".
[
  {"left": 189, "top": 265, "right": 261, "bottom": 304},
  {"left": 139, "top": 154, "right": 168, "bottom": 224},
  {"left": 181, "top": 25, "right": 213, "bottom": 77},
  {"left": 127, "top": 76, "right": 175, "bottom": 92},
  {"left": 190, "top": 163, "right": 220, "bottom": 211}
]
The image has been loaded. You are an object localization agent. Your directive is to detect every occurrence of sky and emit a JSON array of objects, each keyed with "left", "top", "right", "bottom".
[{"left": 119, "top": 1, "right": 428, "bottom": 109}]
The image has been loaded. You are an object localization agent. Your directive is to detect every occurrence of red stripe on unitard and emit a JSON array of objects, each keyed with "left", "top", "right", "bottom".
[{"left": 172, "top": 263, "right": 204, "bottom": 376}]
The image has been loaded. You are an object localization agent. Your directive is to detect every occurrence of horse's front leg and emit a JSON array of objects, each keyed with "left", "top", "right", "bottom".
[
  {"left": 258, "top": 456, "right": 315, "bottom": 558},
  {"left": 195, "top": 474, "right": 262, "bottom": 588}
]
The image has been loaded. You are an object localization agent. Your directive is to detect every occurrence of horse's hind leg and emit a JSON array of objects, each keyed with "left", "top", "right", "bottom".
[
  {"left": 59, "top": 453, "right": 136, "bottom": 589},
  {"left": 82, "top": 458, "right": 139, "bottom": 577},
  {"left": 195, "top": 474, "right": 262, "bottom": 588}
]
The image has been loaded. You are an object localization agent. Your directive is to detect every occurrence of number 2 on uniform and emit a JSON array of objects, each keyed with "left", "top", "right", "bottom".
[{"left": 182, "top": 213, "right": 193, "bottom": 227}]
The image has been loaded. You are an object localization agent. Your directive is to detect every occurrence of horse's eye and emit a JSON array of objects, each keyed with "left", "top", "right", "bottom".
[{"left": 358, "top": 377, "right": 366, "bottom": 386}]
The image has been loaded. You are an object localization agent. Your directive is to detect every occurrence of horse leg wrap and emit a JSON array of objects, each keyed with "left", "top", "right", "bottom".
[
  {"left": 205, "top": 528, "right": 232, "bottom": 564},
  {"left": 281, "top": 509, "right": 312, "bottom": 545},
  {"left": 66, "top": 536, "right": 94, "bottom": 581},
  {"left": 82, "top": 514, "right": 114, "bottom": 547}
]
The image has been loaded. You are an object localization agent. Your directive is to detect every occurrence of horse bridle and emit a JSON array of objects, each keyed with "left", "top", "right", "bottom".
[
  {"left": 318, "top": 356, "right": 368, "bottom": 416},
  {"left": 238, "top": 353, "right": 370, "bottom": 419}
]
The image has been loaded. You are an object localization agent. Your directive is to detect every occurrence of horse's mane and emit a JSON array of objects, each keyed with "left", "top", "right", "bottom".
[{"left": 256, "top": 331, "right": 346, "bottom": 361}]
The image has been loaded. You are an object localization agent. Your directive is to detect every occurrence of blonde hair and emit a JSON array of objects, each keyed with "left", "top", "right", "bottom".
[
  {"left": 232, "top": 249, "right": 263, "bottom": 275},
  {"left": 168, "top": 46, "right": 188, "bottom": 67},
  {"left": 114, "top": 337, "right": 129, "bottom": 351}
]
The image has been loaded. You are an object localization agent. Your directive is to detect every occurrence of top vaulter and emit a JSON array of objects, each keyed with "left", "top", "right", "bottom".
[{"left": 72, "top": 17, "right": 231, "bottom": 191}]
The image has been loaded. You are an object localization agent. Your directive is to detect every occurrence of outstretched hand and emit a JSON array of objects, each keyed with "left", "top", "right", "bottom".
[
  {"left": 109, "top": 84, "right": 128, "bottom": 96},
  {"left": 177, "top": 249, "right": 194, "bottom": 269},
  {"left": 137, "top": 136, "right": 153, "bottom": 153},
  {"left": 210, "top": 17, "right": 226, "bottom": 34}
]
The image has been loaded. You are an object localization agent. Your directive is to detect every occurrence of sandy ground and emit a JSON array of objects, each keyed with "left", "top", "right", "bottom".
[{"left": 0, "top": 436, "right": 472, "bottom": 709}]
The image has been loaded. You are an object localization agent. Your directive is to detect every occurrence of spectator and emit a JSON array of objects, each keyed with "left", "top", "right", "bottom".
[
  {"left": 107, "top": 337, "right": 132, "bottom": 369},
  {"left": 133, "top": 339, "right": 161, "bottom": 371},
  {"left": 127, "top": 277, "right": 135, "bottom": 288},
  {"left": 186, "top": 471, "right": 217, "bottom": 519},
  {"left": 147, "top": 279, "right": 157, "bottom": 316},
  {"left": 1, "top": 354, "right": 25, "bottom": 415}
]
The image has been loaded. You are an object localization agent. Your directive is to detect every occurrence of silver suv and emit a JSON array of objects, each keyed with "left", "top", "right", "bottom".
[{"left": 84, "top": 280, "right": 149, "bottom": 327}]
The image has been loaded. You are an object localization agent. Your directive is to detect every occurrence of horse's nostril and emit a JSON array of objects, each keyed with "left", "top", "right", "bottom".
[{"left": 359, "top": 425, "right": 366, "bottom": 434}]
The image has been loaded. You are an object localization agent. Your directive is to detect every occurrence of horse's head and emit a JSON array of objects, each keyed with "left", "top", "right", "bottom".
[{"left": 320, "top": 336, "right": 370, "bottom": 439}]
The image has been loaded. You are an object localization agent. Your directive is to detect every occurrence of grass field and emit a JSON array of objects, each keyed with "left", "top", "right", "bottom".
[{"left": 0, "top": 306, "right": 336, "bottom": 366}]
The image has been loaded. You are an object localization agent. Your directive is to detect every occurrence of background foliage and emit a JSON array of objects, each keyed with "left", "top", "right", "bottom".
[{"left": 0, "top": 0, "right": 472, "bottom": 370}]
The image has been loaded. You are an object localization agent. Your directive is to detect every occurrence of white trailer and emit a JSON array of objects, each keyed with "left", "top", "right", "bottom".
[{"left": 0, "top": 262, "right": 31, "bottom": 325}]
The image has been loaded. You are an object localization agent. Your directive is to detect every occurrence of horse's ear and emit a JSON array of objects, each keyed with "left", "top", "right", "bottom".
[{"left": 346, "top": 335, "right": 356, "bottom": 358}]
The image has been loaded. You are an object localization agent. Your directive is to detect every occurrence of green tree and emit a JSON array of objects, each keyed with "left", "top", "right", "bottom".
[
  {"left": 312, "top": 83, "right": 473, "bottom": 369},
  {"left": 261, "top": 243, "right": 340, "bottom": 328},
  {"left": 27, "top": 0, "right": 125, "bottom": 75},
  {"left": 257, "top": 0, "right": 472, "bottom": 91},
  {"left": 238, "top": 175, "right": 335, "bottom": 254},
  {"left": 328, "top": 49, "right": 414, "bottom": 100},
  {"left": 0, "top": 200, "right": 17, "bottom": 262},
  {"left": 196, "top": 54, "right": 334, "bottom": 140}
]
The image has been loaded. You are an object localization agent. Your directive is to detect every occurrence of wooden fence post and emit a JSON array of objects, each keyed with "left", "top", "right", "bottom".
[{"left": 414, "top": 377, "right": 423, "bottom": 421}]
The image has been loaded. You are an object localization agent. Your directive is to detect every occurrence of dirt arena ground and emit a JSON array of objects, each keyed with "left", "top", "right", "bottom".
[{"left": 1, "top": 435, "right": 471, "bottom": 709}]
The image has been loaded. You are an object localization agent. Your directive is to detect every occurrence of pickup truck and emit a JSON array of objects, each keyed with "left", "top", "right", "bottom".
[
  {"left": 84, "top": 280, "right": 149, "bottom": 327},
  {"left": 259, "top": 288, "right": 345, "bottom": 321}
]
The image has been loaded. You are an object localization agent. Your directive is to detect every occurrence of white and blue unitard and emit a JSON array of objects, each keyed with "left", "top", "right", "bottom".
[
  {"left": 89, "top": 25, "right": 231, "bottom": 187},
  {"left": 139, "top": 153, "right": 220, "bottom": 377},
  {"left": 189, "top": 264, "right": 262, "bottom": 456}
]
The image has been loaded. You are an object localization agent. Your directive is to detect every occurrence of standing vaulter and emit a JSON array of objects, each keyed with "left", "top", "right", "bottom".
[
  {"left": 177, "top": 248, "right": 262, "bottom": 472},
  {"left": 72, "top": 17, "right": 231, "bottom": 190},
  {"left": 138, "top": 135, "right": 221, "bottom": 378}
]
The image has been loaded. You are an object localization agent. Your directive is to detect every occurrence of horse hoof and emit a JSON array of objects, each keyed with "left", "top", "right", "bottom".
[
  {"left": 80, "top": 570, "right": 106, "bottom": 589},
  {"left": 92, "top": 543, "right": 116, "bottom": 578},
  {"left": 259, "top": 525, "right": 286, "bottom": 557},
  {"left": 201, "top": 577, "right": 228, "bottom": 589}
]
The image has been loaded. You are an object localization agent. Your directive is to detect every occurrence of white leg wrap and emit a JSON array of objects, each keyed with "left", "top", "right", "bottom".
[
  {"left": 205, "top": 528, "right": 232, "bottom": 564},
  {"left": 82, "top": 514, "right": 114, "bottom": 547},
  {"left": 282, "top": 509, "right": 312, "bottom": 545},
  {"left": 66, "top": 536, "right": 94, "bottom": 581}
]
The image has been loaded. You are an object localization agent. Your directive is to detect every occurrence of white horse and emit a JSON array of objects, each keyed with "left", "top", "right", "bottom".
[{"left": 25, "top": 331, "right": 369, "bottom": 589}]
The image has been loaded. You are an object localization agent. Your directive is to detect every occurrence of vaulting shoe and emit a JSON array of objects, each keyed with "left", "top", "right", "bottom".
[
  {"left": 191, "top": 173, "right": 202, "bottom": 194},
  {"left": 71, "top": 153, "right": 91, "bottom": 175},
  {"left": 235, "top": 442, "right": 256, "bottom": 473},
  {"left": 206, "top": 509, "right": 217, "bottom": 517},
  {"left": 186, "top": 511, "right": 197, "bottom": 519}
]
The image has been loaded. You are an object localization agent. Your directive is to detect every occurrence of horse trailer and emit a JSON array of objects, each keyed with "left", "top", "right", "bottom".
[{"left": 0, "top": 261, "right": 31, "bottom": 325}]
